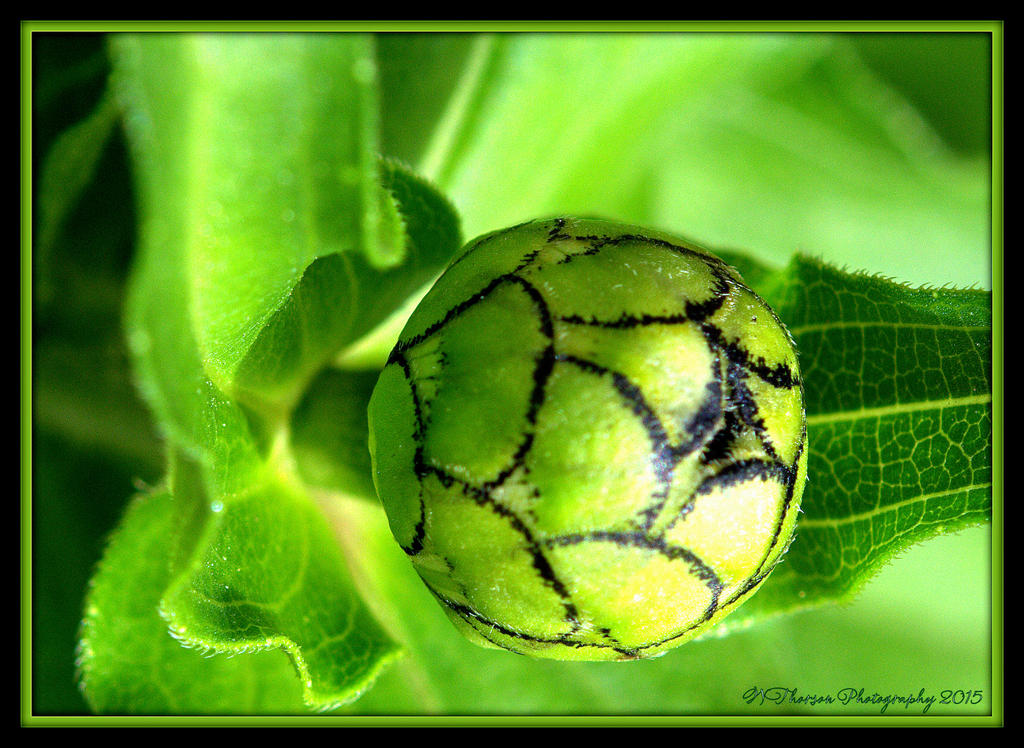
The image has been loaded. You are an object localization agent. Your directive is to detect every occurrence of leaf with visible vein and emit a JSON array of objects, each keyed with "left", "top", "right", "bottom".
[
  {"left": 715, "top": 254, "right": 992, "bottom": 630},
  {"left": 158, "top": 455, "right": 403, "bottom": 710},
  {"left": 78, "top": 487, "right": 310, "bottom": 714},
  {"left": 79, "top": 448, "right": 403, "bottom": 713}
]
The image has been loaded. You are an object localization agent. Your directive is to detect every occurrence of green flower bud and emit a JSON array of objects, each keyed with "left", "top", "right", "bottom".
[{"left": 368, "top": 217, "right": 807, "bottom": 661}]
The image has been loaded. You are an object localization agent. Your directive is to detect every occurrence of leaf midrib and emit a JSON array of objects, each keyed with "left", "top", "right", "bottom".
[
  {"left": 791, "top": 320, "right": 991, "bottom": 335},
  {"left": 806, "top": 393, "right": 991, "bottom": 426},
  {"left": 798, "top": 481, "right": 992, "bottom": 529}
]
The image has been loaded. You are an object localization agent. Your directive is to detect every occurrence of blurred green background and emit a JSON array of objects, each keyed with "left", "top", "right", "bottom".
[{"left": 29, "top": 29, "right": 995, "bottom": 716}]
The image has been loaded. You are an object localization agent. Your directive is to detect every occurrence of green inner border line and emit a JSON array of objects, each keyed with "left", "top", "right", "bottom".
[
  {"left": 21, "top": 19, "right": 1004, "bottom": 728},
  {"left": 20, "top": 19, "right": 1006, "bottom": 33}
]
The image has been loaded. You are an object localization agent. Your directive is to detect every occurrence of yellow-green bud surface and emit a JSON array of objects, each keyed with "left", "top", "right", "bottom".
[{"left": 368, "top": 217, "right": 807, "bottom": 661}]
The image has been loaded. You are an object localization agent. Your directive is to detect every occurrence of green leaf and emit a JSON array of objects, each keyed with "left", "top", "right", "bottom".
[
  {"left": 158, "top": 454, "right": 403, "bottom": 710},
  {"left": 34, "top": 432, "right": 153, "bottom": 715},
  {"left": 88, "top": 34, "right": 428, "bottom": 713},
  {"left": 376, "top": 33, "right": 478, "bottom": 166},
  {"left": 78, "top": 450, "right": 403, "bottom": 713},
  {"left": 286, "top": 159, "right": 464, "bottom": 497},
  {"left": 110, "top": 34, "right": 461, "bottom": 414},
  {"left": 110, "top": 34, "right": 275, "bottom": 493},
  {"left": 78, "top": 486, "right": 311, "bottom": 714},
  {"left": 428, "top": 33, "right": 989, "bottom": 291},
  {"left": 109, "top": 188, "right": 407, "bottom": 712},
  {"left": 121, "top": 157, "right": 264, "bottom": 497},
  {"left": 109, "top": 33, "right": 399, "bottom": 412},
  {"left": 290, "top": 368, "right": 380, "bottom": 501},
  {"left": 849, "top": 32, "right": 992, "bottom": 156},
  {"left": 34, "top": 90, "right": 119, "bottom": 306},
  {"left": 714, "top": 254, "right": 992, "bottom": 630}
]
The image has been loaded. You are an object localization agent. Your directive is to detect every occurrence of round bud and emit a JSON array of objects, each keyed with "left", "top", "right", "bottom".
[{"left": 368, "top": 217, "right": 806, "bottom": 661}]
